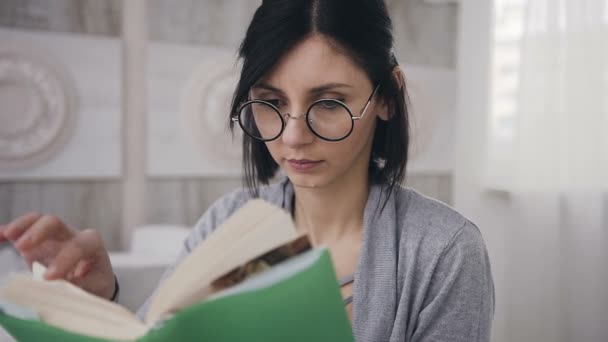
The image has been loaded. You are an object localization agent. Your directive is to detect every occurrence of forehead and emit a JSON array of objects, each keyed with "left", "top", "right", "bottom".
[{"left": 259, "top": 35, "right": 370, "bottom": 90}]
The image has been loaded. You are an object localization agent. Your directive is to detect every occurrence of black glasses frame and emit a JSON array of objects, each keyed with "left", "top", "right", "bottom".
[{"left": 232, "top": 85, "right": 380, "bottom": 142}]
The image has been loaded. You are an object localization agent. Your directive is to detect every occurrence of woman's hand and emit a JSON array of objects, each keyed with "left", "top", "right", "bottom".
[{"left": 0, "top": 212, "right": 116, "bottom": 300}]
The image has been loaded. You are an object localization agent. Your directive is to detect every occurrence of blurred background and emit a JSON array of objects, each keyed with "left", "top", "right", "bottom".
[{"left": 0, "top": 0, "right": 606, "bottom": 341}]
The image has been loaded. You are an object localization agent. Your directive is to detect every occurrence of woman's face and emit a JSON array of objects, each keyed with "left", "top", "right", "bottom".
[{"left": 251, "top": 35, "right": 388, "bottom": 190}]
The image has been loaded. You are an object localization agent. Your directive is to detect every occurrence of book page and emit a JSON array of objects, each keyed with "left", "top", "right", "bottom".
[
  {"left": 31, "top": 261, "right": 46, "bottom": 281},
  {"left": 0, "top": 275, "right": 147, "bottom": 340},
  {"left": 145, "top": 199, "right": 299, "bottom": 324}
]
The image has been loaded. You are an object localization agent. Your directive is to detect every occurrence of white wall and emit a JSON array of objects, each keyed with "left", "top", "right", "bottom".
[{"left": 454, "top": 1, "right": 509, "bottom": 342}]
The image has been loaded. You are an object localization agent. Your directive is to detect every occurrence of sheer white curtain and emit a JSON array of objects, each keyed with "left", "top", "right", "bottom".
[{"left": 488, "top": 1, "right": 608, "bottom": 341}]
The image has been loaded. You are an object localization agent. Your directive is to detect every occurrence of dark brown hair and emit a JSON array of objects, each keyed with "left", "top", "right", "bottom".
[{"left": 229, "top": 0, "right": 410, "bottom": 205}]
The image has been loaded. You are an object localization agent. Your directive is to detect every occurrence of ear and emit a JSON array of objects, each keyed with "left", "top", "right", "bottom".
[
  {"left": 392, "top": 65, "right": 405, "bottom": 91},
  {"left": 376, "top": 66, "right": 404, "bottom": 121}
]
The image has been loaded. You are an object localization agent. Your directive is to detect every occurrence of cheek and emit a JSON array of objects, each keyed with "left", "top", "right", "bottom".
[
  {"left": 350, "top": 116, "right": 377, "bottom": 147},
  {"left": 325, "top": 118, "right": 377, "bottom": 160}
]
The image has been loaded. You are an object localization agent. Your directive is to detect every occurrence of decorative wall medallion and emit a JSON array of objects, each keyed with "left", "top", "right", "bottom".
[
  {"left": 180, "top": 58, "right": 242, "bottom": 166},
  {"left": 0, "top": 48, "right": 77, "bottom": 171}
]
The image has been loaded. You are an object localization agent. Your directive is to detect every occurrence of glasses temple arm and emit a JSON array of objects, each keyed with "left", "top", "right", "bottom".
[{"left": 353, "top": 85, "right": 380, "bottom": 120}]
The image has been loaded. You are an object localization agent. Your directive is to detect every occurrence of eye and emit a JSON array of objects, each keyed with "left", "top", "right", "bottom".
[
  {"left": 322, "top": 102, "right": 338, "bottom": 109},
  {"left": 265, "top": 99, "right": 284, "bottom": 108},
  {"left": 319, "top": 99, "right": 344, "bottom": 110}
]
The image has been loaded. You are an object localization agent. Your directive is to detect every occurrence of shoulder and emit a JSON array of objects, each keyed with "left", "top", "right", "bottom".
[
  {"left": 390, "top": 186, "right": 483, "bottom": 255},
  {"left": 389, "top": 187, "right": 493, "bottom": 293},
  {"left": 183, "top": 181, "right": 287, "bottom": 251},
  {"left": 390, "top": 186, "right": 493, "bottom": 296}
]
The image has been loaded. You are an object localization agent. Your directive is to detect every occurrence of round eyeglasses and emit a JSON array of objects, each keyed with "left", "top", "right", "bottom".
[{"left": 232, "top": 85, "right": 379, "bottom": 142}]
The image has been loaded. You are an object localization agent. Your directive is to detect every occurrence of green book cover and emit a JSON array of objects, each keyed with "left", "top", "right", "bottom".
[{"left": 0, "top": 249, "right": 355, "bottom": 342}]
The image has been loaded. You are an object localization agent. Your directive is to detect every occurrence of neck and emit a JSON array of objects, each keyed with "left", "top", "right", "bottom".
[{"left": 292, "top": 175, "right": 369, "bottom": 246}]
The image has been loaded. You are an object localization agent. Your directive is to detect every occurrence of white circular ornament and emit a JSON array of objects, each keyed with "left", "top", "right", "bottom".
[
  {"left": 180, "top": 54, "right": 242, "bottom": 171},
  {"left": 0, "top": 47, "right": 77, "bottom": 171}
]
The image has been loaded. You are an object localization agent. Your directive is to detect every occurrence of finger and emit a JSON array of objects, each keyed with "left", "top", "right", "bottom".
[
  {"left": 15, "top": 215, "right": 71, "bottom": 251},
  {"left": 74, "top": 229, "right": 106, "bottom": 256},
  {"left": 45, "top": 229, "right": 103, "bottom": 280},
  {"left": 74, "top": 260, "right": 94, "bottom": 279},
  {"left": 4, "top": 212, "right": 43, "bottom": 241},
  {"left": 45, "top": 241, "right": 85, "bottom": 280}
]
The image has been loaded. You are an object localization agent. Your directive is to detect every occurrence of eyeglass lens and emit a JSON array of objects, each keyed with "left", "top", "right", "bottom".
[{"left": 238, "top": 100, "right": 354, "bottom": 141}]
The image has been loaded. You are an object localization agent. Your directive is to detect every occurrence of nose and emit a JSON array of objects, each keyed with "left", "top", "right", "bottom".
[{"left": 281, "top": 110, "right": 315, "bottom": 147}]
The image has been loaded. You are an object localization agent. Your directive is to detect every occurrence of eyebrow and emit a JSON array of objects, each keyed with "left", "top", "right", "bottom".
[{"left": 251, "top": 82, "right": 353, "bottom": 95}]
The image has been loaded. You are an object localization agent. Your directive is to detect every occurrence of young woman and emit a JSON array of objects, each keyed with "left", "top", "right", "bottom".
[{"left": 0, "top": 1, "right": 494, "bottom": 341}]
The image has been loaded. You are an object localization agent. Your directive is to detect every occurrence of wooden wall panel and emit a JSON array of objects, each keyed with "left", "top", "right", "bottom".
[
  {"left": 0, "top": 0, "right": 121, "bottom": 37},
  {"left": 145, "top": 178, "right": 242, "bottom": 226},
  {"left": 0, "top": 182, "right": 122, "bottom": 251}
]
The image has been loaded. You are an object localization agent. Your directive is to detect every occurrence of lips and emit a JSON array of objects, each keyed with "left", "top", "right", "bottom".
[{"left": 287, "top": 159, "right": 323, "bottom": 171}]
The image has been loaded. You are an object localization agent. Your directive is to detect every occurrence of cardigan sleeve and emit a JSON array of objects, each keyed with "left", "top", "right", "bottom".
[{"left": 410, "top": 221, "right": 495, "bottom": 342}]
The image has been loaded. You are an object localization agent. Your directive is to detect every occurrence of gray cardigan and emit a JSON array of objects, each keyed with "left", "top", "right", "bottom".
[{"left": 138, "top": 179, "right": 494, "bottom": 342}]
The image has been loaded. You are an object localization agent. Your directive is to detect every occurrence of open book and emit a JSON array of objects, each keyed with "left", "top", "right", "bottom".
[{"left": 0, "top": 200, "right": 354, "bottom": 342}]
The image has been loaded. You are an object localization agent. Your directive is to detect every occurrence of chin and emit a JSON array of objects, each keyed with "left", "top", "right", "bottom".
[
  {"left": 286, "top": 169, "right": 350, "bottom": 190},
  {"left": 280, "top": 161, "right": 346, "bottom": 190},
  {"left": 286, "top": 173, "right": 327, "bottom": 189}
]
